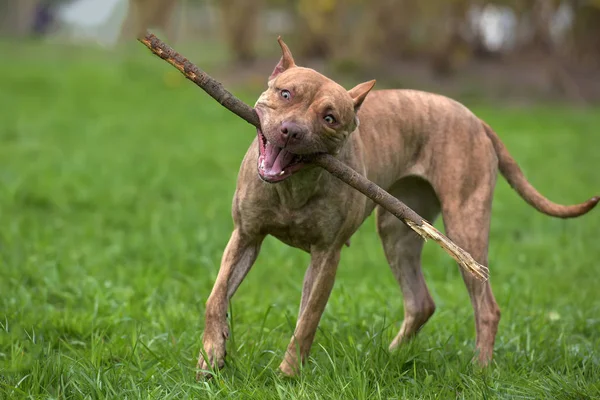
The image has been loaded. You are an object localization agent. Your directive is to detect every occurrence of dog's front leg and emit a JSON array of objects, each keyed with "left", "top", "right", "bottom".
[
  {"left": 196, "top": 229, "right": 263, "bottom": 379},
  {"left": 279, "top": 248, "right": 341, "bottom": 377}
]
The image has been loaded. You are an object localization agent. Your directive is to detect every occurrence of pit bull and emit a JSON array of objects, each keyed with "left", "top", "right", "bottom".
[{"left": 197, "top": 38, "right": 598, "bottom": 378}]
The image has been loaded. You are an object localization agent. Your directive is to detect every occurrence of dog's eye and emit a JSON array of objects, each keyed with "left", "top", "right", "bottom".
[
  {"left": 324, "top": 114, "right": 336, "bottom": 124},
  {"left": 280, "top": 89, "right": 291, "bottom": 100}
]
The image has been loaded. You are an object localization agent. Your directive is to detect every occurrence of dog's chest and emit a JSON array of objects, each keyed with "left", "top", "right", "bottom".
[
  {"left": 267, "top": 203, "right": 339, "bottom": 250},
  {"left": 238, "top": 191, "right": 347, "bottom": 252},
  {"left": 266, "top": 212, "right": 320, "bottom": 251}
]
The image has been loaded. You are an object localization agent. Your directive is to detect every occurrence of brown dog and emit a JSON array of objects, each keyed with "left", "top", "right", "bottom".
[{"left": 197, "top": 38, "right": 598, "bottom": 378}]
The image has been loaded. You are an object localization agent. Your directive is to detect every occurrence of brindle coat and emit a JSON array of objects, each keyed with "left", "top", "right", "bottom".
[{"left": 197, "top": 39, "right": 598, "bottom": 378}]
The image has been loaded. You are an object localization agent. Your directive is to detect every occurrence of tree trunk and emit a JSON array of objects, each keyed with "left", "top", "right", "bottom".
[
  {"left": 356, "top": 0, "right": 413, "bottom": 62},
  {"left": 119, "top": 0, "right": 180, "bottom": 43},
  {"left": 529, "top": 0, "right": 585, "bottom": 102},
  {"left": 293, "top": 0, "right": 342, "bottom": 59},
  {"left": 0, "top": 0, "right": 37, "bottom": 37},
  {"left": 431, "top": 0, "right": 472, "bottom": 76},
  {"left": 219, "top": 0, "right": 262, "bottom": 64},
  {"left": 570, "top": 1, "right": 600, "bottom": 70}
]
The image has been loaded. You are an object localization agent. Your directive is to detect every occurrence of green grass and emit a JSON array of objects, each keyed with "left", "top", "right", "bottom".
[{"left": 0, "top": 40, "right": 599, "bottom": 399}]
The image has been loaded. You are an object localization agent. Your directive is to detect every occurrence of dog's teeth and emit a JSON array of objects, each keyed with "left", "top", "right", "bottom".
[
  {"left": 279, "top": 171, "right": 285, "bottom": 176},
  {"left": 260, "top": 160, "right": 265, "bottom": 169}
]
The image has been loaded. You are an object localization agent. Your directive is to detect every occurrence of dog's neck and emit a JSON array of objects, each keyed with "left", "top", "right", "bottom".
[
  {"left": 270, "top": 139, "right": 354, "bottom": 209},
  {"left": 272, "top": 165, "right": 329, "bottom": 209}
]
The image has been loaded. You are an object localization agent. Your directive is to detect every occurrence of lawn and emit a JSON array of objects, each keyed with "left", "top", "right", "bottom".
[{"left": 0, "top": 40, "right": 599, "bottom": 399}]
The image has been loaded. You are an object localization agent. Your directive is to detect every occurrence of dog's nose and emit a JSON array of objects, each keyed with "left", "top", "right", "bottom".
[{"left": 280, "top": 121, "right": 305, "bottom": 142}]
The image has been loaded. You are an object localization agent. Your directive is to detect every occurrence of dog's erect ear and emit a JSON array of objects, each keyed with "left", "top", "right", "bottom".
[
  {"left": 269, "top": 36, "right": 296, "bottom": 81},
  {"left": 348, "top": 80, "right": 376, "bottom": 112}
]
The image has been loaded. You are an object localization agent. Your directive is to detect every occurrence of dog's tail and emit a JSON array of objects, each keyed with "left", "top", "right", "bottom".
[{"left": 481, "top": 120, "right": 599, "bottom": 218}]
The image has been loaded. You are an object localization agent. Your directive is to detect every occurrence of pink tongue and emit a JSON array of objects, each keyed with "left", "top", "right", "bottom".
[{"left": 264, "top": 143, "right": 296, "bottom": 174}]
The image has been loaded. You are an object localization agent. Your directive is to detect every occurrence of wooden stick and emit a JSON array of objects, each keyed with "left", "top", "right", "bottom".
[{"left": 137, "top": 32, "right": 489, "bottom": 281}]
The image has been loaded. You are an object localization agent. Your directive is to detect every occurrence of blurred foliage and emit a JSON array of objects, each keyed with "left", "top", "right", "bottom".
[
  {"left": 282, "top": 0, "right": 600, "bottom": 65},
  {"left": 119, "top": 0, "right": 180, "bottom": 43},
  {"left": 218, "top": 0, "right": 263, "bottom": 63},
  {"left": 258, "top": 0, "right": 600, "bottom": 100},
  {"left": 1, "top": 0, "right": 598, "bottom": 99},
  {"left": 0, "top": 0, "right": 74, "bottom": 37}
]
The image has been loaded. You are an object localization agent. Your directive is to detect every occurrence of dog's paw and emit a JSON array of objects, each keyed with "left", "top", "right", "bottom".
[
  {"left": 472, "top": 347, "right": 493, "bottom": 368},
  {"left": 196, "top": 343, "right": 226, "bottom": 380},
  {"left": 196, "top": 353, "right": 225, "bottom": 380},
  {"left": 388, "top": 334, "right": 407, "bottom": 352},
  {"left": 278, "top": 357, "right": 300, "bottom": 378},
  {"left": 196, "top": 325, "right": 229, "bottom": 380}
]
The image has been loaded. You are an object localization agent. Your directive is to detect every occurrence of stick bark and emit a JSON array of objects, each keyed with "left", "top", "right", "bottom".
[{"left": 138, "top": 32, "right": 489, "bottom": 281}]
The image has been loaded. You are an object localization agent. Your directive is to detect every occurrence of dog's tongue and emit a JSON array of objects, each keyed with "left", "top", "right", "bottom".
[{"left": 264, "top": 142, "right": 296, "bottom": 175}]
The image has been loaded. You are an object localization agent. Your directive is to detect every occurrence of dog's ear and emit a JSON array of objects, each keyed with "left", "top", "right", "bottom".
[
  {"left": 269, "top": 36, "right": 296, "bottom": 81},
  {"left": 348, "top": 80, "right": 376, "bottom": 112}
]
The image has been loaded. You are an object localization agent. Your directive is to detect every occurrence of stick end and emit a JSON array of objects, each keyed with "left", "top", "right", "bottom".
[{"left": 465, "top": 261, "right": 490, "bottom": 281}]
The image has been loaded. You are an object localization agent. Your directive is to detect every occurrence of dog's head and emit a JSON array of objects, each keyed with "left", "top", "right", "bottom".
[{"left": 254, "top": 37, "right": 376, "bottom": 183}]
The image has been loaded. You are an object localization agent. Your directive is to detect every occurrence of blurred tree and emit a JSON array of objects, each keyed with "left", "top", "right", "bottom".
[
  {"left": 218, "top": 0, "right": 263, "bottom": 63},
  {"left": 0, "top": 0, "right": 75, "bottom": 37},
  {"left": 355, "top": 0, "right": 414, "bottom": 61},
  {"left": 570, "top": 0, "right": 600, "bottom": 69},
  {"left": 429, "top": 0, "right": 474, "bottom": 76},
  {"left": 0, "top": 0, "right": 40, "bottom": 36},
  {"left": 293, "top": 0, "right": 343, "bottom": 58},
  {"left": 119, "top": 0, "right": 180, "bottom": 43},
  {"left": 524, "top": 0, "right": 586, "bottom": 101},
  {"left": 355, "top": 0, "right": 475, "bottom": 75}
]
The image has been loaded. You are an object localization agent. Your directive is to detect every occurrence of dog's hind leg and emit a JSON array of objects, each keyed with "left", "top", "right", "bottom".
[
  {"left": 197, "top": 229, "right": 264, "bottom": 379},
  {"left": 440, "top": 189, "right": 501, "bottom": 366},
  {"left": 376, "top": 176, "right": 441, "bottom": 350}
]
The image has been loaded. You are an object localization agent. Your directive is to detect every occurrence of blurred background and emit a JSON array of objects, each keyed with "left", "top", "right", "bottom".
[
  {"left": 2, "top": 0, "right": 600, "bottom": 103},
  {"left": 1, "top": 2, "right": 599, "bottom": 395}
]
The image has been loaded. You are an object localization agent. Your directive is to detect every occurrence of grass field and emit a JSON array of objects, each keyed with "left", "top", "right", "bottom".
[{"left": 0, "top": 41, "right": 599, "bottom": 399}]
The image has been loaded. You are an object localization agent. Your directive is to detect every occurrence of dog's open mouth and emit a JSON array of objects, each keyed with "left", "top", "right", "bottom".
[{"left": 257, "top": 129, "right": 307, "bottom": 183}]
